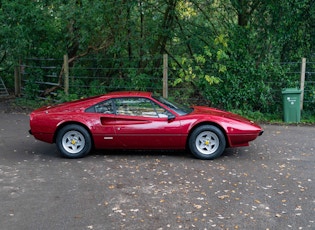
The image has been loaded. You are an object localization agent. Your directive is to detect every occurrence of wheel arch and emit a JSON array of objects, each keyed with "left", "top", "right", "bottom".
[
  {"left": 186, "top": 122, "right": 229, "bottom": 149},
  {"left": 53, "top": 121, "right": 94, "bottom": 147}
]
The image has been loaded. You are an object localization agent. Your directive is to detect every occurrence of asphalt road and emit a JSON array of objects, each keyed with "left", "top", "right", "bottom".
[{"left": 0, "top": 111, "right": 314, "bottom": 230}]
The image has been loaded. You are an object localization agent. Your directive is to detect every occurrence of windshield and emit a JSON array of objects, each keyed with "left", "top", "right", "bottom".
[{"left": 153, "top": 96, "right": 193, "bottom": 115}]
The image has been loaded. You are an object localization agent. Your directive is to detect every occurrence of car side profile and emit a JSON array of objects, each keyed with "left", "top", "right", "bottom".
[{"left": 29, "top": 91, "right": 263, "bottom": 160}]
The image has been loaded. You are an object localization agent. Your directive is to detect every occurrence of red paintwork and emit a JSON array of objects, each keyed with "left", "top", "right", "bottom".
[{"left": 29, "top": 91, "right": 263, "bottom": 151}]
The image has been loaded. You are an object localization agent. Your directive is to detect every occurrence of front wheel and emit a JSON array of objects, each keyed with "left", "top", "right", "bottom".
[
  {"left": 56, "top": 124, "right": 92, "bottom": 158},
  {"left": 189, "top": 125, "right": 226, "bottom": 160}
]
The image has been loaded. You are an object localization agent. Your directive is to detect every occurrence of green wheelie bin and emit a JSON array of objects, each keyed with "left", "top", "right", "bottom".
[{"left": 282, "top": 88, "right": 302, "bottom": 123}]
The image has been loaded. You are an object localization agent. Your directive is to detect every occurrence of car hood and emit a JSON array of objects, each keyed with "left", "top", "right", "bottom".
[{"left": 191, "top": 106, "right": 257, "bottom": 125}]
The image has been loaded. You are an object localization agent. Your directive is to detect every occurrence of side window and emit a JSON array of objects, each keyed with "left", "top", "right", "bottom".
[
  {"left": 114, "top": 97, "right": 170, "bottom": 118},
  {"left": 154, "top": 105, "right": 173, "bottom": 118},
  {"left": 94, "top": 99, "right": 114, "bottom": 114},
  {"left": 114, "top": 98, "right": 136, "bottom": 116}
]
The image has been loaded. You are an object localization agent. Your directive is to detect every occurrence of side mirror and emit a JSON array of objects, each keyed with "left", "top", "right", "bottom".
[{"left": 168, "top": 114, "right": 176, "bottom": 121}]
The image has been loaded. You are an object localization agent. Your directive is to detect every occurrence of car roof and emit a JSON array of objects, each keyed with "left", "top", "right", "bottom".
[{"left": 104, "top": 91, "right": 153, "bottom": 98}]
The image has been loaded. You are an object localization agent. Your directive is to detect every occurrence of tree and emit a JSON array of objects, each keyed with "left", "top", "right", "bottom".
[{"left": 0, "top": 0, "right": 314, "bottom": 113}]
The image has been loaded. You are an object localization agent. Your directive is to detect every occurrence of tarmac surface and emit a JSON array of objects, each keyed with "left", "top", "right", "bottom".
[{"left": 0, "top": 106, "right": 314, "bottom": 229}]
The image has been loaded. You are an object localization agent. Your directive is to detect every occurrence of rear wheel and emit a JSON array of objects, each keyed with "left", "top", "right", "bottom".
[
  {"left": 56, "top": 124, "right": 92, "bottom": 158},
  {"left": 189, "top": 125, "right": 226, "bottom": 160}
]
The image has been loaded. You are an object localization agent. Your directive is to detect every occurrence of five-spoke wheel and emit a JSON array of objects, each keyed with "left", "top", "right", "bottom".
[
  {"left": 56, "top": 124, "right": 92, "bottom": 158},
  {"left": 189, "top": 125, "right": 226, "bottom": 160}
]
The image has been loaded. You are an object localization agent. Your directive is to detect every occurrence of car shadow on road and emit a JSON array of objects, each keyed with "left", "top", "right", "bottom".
[
  {"left": 28, "top": 143, "right": 249, "bottom": 161},
  {"left": 90, "top": 148, "right": 248, "bottom": 161},
  {"left": 91, "top": 149, "right": 191, "bottom": 160}
]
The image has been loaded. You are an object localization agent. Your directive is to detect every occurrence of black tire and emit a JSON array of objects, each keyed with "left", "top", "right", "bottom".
[
  {"left": 56, "top": 124, "right": 92, "bottom": 158},
  {"left": 188, "top": 125, "right": 226, "bottom": 160}
]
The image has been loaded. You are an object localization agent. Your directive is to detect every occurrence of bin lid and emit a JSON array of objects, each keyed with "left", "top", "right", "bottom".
[{"left": 282, "top": 88, "right": 301, "bottom": 94}]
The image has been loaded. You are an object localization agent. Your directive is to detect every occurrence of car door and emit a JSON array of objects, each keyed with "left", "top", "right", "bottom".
[
  {"left": 84, "top": 99, "right": 120, "bottom": 149},
  {"left": 113, "top": 97, "right": 185, "bottom": 149}
]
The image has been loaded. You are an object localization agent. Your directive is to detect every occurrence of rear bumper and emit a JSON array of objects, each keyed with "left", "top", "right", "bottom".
[{"left": 29, "top": 131, "right": 54, "bottom": 143}]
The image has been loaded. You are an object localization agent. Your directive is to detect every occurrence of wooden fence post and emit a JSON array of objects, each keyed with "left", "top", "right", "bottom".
[
  {"left": 300, "top": 57, "right": 306, "bottom": 111},
  {"left": 64, "top": 54, "right": 69, "bottom": 95},
  {"left": 163, "top": 54, "right": 168, "bottom": 98},
  {"left": 14, "top": 63, "right": 21, "bottom": 97}
]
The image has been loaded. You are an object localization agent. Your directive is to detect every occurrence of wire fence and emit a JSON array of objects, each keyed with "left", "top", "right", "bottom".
[{"left": 19, "top": 56, "right": 315, "bottom": 111}]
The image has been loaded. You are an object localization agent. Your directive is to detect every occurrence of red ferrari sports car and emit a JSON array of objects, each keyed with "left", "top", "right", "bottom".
[{"left": 29, "top": 91, "right": 263, "bottom": 159}]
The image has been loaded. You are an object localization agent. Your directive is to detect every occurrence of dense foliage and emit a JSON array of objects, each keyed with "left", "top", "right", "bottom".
[{"left": 1, "top": 0, "right": 314, "bottom": 113}]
